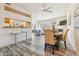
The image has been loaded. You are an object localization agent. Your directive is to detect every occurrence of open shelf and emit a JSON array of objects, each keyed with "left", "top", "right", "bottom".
[
  {"left": 4, "top": 4, "right": 31, "bottom": 18},
  {"left": 4, "top": 18, "right": 31, "bottom": 28}
]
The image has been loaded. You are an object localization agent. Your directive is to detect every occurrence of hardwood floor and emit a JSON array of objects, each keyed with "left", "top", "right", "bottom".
[{"left": 0, "top": 34, "right": 77, "bottom": 56}]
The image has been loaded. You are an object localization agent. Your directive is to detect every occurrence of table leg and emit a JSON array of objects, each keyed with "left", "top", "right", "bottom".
[
  {"left": 57, "top": 40, "right": 60, "bottom": 50},
  {"left": 56, "top": 37, "right": 60, "bottom": 50}
]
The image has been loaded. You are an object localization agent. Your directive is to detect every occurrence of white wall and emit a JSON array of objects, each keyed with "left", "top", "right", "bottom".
[
  {"left": 0, "top": 4, "right": 32, "bottom": 48},
  {"left": 66, "top": 4, "right": 79, "bottom": 52},
  {"left": 74, "top": 16, "right": 79, "bottom": 55},
  {"left": 0, "top": 4, "right": 3, "bottom": 27}
]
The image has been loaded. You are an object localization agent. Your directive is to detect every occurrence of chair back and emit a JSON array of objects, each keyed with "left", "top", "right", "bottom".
[
  {"left": 62, "top": 28, "right": 69, "bottom": 41},
  {"left": 44, "top": 28, "right": 55, "bottom": 45}
]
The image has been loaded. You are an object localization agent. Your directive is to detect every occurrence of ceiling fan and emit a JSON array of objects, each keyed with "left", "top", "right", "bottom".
[{"left": 40, "top": 4, "right": 53, "bottom": 13}]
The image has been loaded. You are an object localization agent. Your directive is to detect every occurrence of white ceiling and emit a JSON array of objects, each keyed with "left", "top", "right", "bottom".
[{"left": 15, "top": 3, "right": 72, "bottom": 21}]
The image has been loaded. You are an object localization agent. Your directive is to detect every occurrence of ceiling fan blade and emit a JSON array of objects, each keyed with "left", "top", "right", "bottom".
[
  {"left": 45, "top": 9, "right": 52, "bottom": 13},
  {"left": 41, "top": 4, "right": 52, "bottom": 13},
  {"left": 46, "top": 6, "right": 52, "bottom": 9}
]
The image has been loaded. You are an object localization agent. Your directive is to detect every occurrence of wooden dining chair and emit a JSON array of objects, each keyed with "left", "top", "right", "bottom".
[
  {"left": 44, "top": 28, "right": 56, "bottom": 54},
  {"left": 61, "top": 28, "right": 69, "bottom": 49}
]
